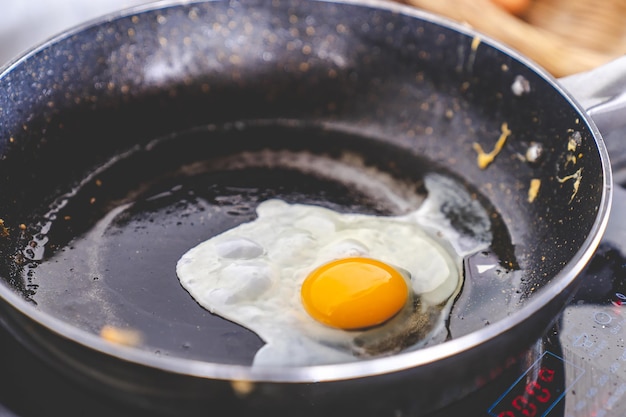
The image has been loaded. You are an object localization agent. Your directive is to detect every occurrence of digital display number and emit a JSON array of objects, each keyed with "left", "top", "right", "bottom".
[{"left": 488, "top": 351, "right": 581, "bottom": 417}]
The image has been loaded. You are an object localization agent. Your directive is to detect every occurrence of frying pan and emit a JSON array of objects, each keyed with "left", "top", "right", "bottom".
[{"left": 0, "top": 0, "right": 614, "bottom": 415}]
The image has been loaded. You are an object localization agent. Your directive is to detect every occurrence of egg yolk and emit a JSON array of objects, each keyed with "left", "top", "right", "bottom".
[{"left": 301, "top": 257, "right": 408, "bottom": 330}]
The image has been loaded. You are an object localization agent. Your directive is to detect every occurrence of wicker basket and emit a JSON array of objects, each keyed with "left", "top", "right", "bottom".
[{"left": 395, "top": 0, "right": 626, "bottom": 77}]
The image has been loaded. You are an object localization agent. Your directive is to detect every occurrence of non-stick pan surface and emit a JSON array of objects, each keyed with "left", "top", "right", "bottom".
[{"left": 0, "top": 0, "right": 612, "bottom": 415}]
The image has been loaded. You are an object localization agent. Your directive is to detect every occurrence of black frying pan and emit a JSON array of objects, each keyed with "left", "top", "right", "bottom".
[{"left": 0, "top": 0, "right": 613, "bottom": 416}]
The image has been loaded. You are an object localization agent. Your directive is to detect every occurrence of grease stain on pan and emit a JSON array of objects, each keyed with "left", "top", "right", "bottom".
[
  {"left": 557, "top": 168, "right": 584, "bottom": 204},
  {"left": 556, "top": 130, "right": 585, "bottom": 204},
  {"left": 196, "top": 149, "right": 426, "bottom": 213},
  {"left": 528, "top": 178, "right": 541, "bottom": 203},
  {"left": 0, "top": 219, "right": 9, "bottom": 238},
  {"left": 100, "top": 324, "right": 143, "bottom": 347},
  {"left": 472, "top": 122, "right": 512, "bottom": 169}
]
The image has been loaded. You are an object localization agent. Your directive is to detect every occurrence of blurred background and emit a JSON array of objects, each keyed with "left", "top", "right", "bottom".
[
  {"left": 0, "top": 0, "right": 625, "bottom": 77},
  {"left": 0, "top": 0, "right": 155, "bottom": 66},
  {"left": 396, "top": 0, "right": 626, "bottom": 77}
]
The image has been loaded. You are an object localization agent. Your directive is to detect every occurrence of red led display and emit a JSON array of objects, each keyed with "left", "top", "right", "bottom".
[{"left": 488, "top": 352, "right": 569, "bottom": 417}]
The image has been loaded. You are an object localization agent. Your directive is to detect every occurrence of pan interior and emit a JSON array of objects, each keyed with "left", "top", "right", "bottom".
[
  {"left": 4, "top": 121, "right": 521, "bottom": 366},
  {"left": 0, "top": 0, "right": 607, "bottom": 372}
]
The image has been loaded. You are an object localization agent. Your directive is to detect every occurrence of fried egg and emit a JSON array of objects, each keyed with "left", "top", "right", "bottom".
[{"left": 176, "top": 173, "right": 492, "bottom": 367}]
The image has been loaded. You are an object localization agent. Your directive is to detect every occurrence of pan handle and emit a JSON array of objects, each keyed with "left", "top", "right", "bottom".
[{"left": 559, "top": 55, "right": 626, "bottom": 138}]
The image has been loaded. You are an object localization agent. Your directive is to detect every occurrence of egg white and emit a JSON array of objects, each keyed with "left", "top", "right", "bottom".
[{"left": 176, "top": 173, "right": 492, "bottom": 367}]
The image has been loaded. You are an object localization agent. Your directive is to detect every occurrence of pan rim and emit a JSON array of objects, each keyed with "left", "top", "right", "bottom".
[{"left": 0, "top": 0, "right": 613, "bottom": 384}]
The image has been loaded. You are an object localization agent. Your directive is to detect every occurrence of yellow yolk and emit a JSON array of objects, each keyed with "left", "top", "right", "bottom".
[{"left": 301, "top": 257, "right": 409, "bottom": 330}]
